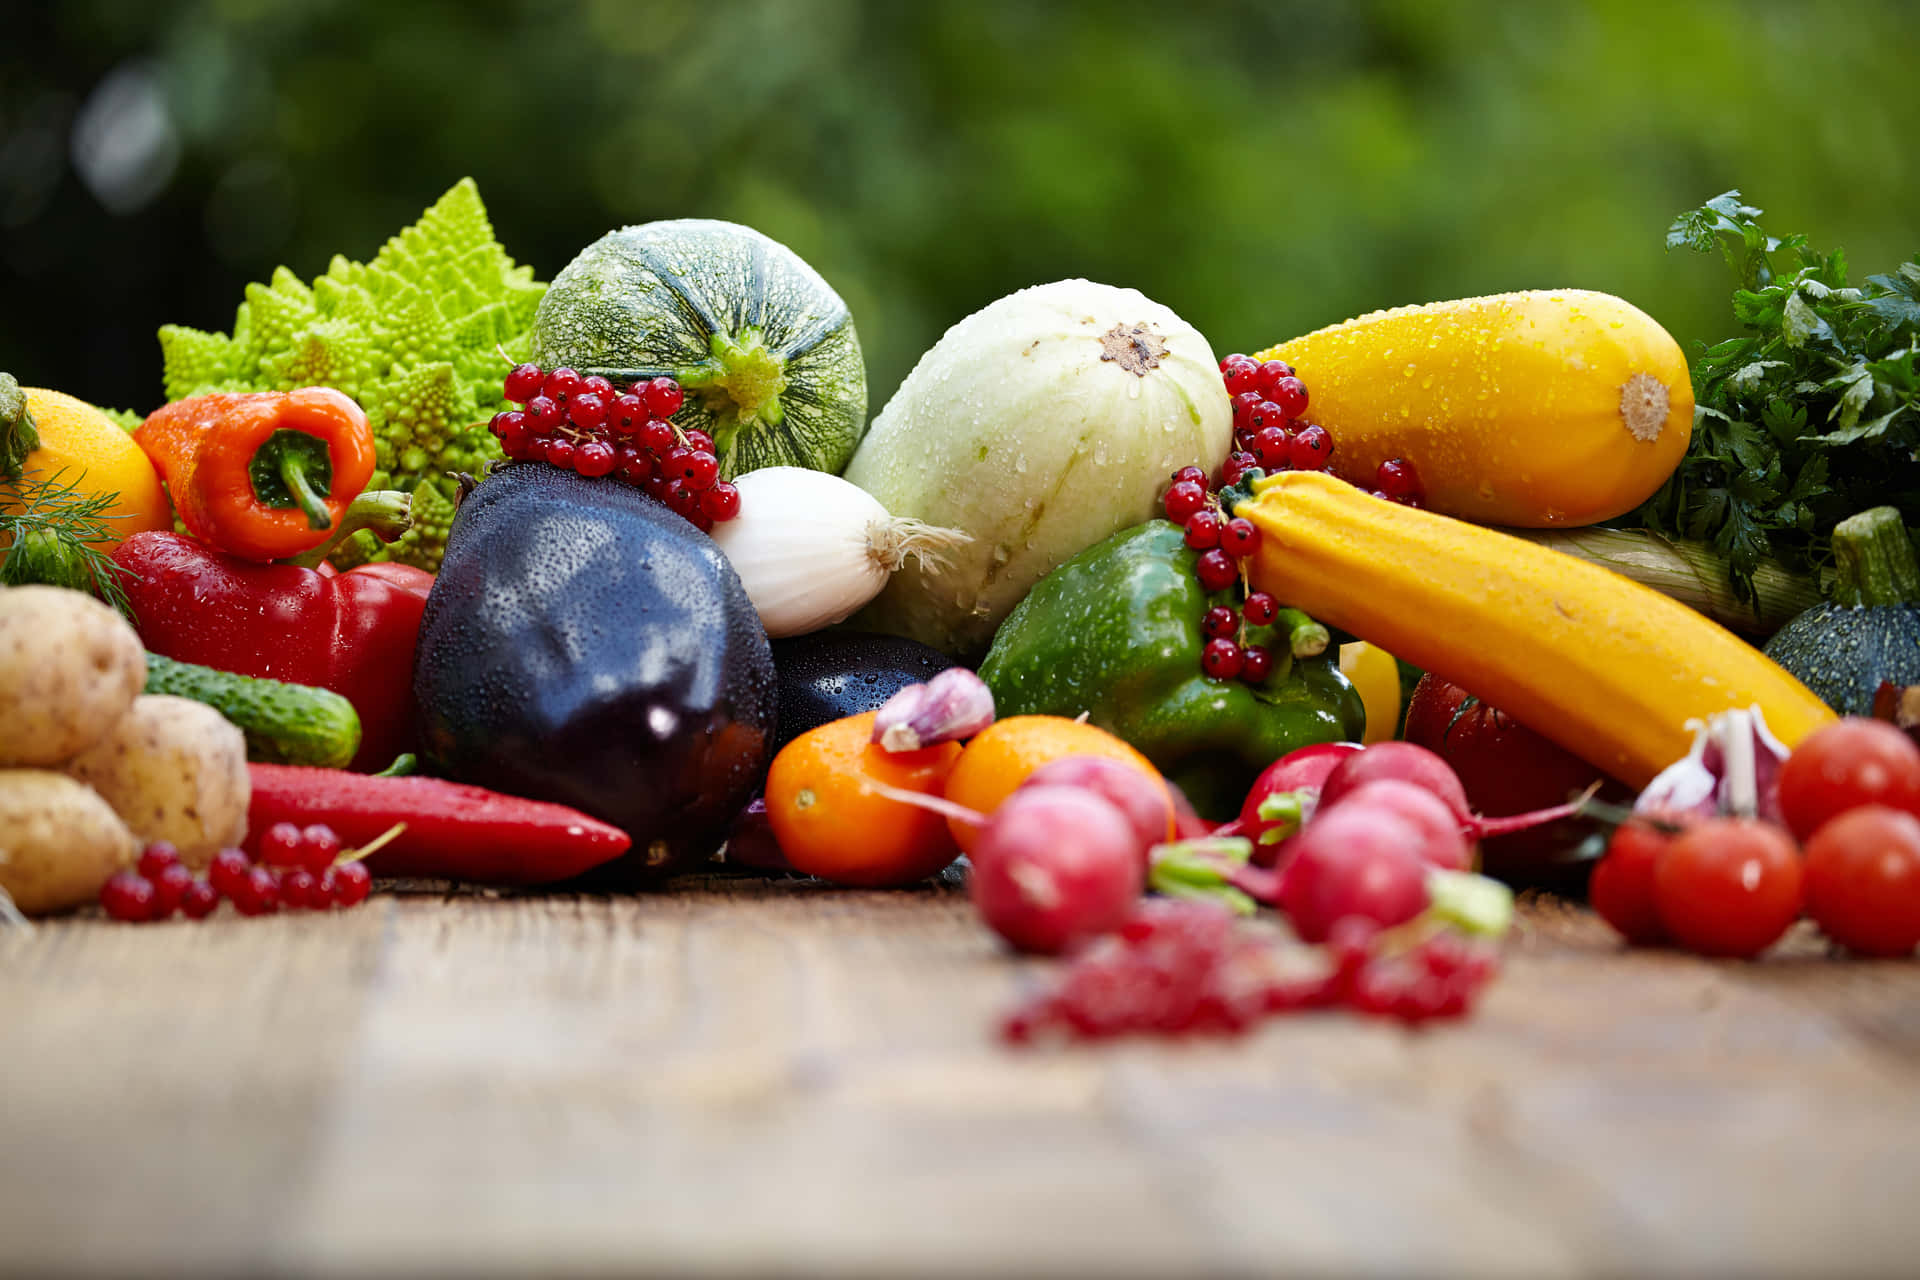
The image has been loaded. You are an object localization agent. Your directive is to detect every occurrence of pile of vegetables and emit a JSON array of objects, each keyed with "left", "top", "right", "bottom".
[{"left": 8, "top": 174, "right": 1920, "bottom": 1048}]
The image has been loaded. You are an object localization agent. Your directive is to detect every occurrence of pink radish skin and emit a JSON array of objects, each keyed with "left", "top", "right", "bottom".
[
  {"left": 1021, "top": 756, "right": 1171, "bottom": 864},
  {"left": 1318, "top": 742, "right": 1473, "bottom": 824},
  {"left": 1233, "top": 740, "right": 1365, "bottom": 861},
  {"left": 968, "top": 785, "right": 1146, "bottom": 955},
  {"left": 1316, "top": 779, "right": 1473, "bottom": 872},
  {"left": 1277, "top": 805, "right": 1432, "bottom": 943}
]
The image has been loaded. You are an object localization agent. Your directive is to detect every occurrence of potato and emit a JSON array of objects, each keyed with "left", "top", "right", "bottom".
[
  {"left": 0, "top": 770, "right": 138, "bottom": 914},
  {"left": 0, "top": 584, "right": 145, "bottom": 766},
  {"left": 64, "top": 695, "right": 249, "bottom": 867}
]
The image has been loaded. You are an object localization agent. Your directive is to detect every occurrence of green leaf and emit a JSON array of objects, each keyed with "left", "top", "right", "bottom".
[{"left": 1782, "top": 290, "right": 1833, "bottom": 348}]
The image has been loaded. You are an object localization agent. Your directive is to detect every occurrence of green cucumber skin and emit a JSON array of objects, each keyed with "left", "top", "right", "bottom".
[{"left": 143, "top": 653, "right": 362, "bottom": 768}]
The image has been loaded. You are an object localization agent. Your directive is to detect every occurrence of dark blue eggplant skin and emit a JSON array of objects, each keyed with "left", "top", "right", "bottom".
[
  {"left": 770, "top": 630, "right": 956, "bottom": 752},
  {"left": 414, "top": 463, "right": 777, "bottom": 876}
]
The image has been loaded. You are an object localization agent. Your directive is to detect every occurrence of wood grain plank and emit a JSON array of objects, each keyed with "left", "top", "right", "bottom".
[{"left": 4, "top": 883, "right": 1920, "bottom": 1277}]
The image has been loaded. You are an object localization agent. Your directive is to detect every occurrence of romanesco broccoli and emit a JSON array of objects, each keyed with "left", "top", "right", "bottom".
[{"left": 157, "top": 178, "right": 543, "bottom": 570}]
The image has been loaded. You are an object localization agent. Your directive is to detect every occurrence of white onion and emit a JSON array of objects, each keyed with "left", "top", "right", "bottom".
[{"left": 708, "top": 467, "right": 970, "bottom": 638}]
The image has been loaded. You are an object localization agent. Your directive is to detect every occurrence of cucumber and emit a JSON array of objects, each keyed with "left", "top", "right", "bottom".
[{"left": 143, "top": 652, "right": 362, "bottom": 768}]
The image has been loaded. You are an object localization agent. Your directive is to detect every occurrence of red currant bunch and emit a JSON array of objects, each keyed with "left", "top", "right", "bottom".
[
  {"left": 493, "top": 362, "right": 740, "bottom": 534},
  {"left": 98, "top": 829, "right": 377, "bottom": 923},
  {"left": 999, "top": 901, "right": 1502, "bottom": 1044},
  {"left": 1217, "top": 353, "right": 1333, "bottom": 478}
]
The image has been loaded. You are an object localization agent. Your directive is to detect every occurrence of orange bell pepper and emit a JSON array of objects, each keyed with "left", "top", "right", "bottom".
[{"left": 134, "top": 387, "right": 376, "bottom": 561}]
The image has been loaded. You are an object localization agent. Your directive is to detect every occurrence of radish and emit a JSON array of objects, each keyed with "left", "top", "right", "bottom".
[
  {"left": 1319, "top": 741, "right": 1595, "bottom": 842},
  {"left": 1020, "top": 756, "right": 1172, "bottom": 862},
  {"left": 1314, "top": 779, "right": 1472, "bottom": 872},
  {"left": 1318, "top": 742, "right": 1473, "bottom": 823},
  {"left": 967, "top": 785, "right": 1145, "bottom": 954},
  {"left": 1277, "top": 805, "right": 1431, "bottom": 943},
  {"left": 1233, "top": 741, "right": 1365, "bottom": 864}
]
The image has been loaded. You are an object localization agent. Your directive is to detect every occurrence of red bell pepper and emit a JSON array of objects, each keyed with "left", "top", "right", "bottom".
[
  {"left": 114, "top": 513, "right": 430, "bottom": 772},
  {"left": 245, "top": 763, "right": 632, "bottom": 884}
]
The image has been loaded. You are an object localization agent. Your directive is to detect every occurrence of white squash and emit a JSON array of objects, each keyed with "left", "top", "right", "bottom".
[{"left": 843, "top": 279, "right": 1232, "bottom": 656}]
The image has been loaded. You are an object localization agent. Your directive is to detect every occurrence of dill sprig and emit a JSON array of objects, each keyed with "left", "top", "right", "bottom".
[{"left": 0, "top": 468, "right": 136, "bottom": 615}]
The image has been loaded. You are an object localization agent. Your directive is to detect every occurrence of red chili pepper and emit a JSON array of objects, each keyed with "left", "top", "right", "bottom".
[
  {"left": 245, "top": 764, "right": 632, "bottom": 884},
  {"left": 114, "top": 523, "right": 426, "bottom": 772}
]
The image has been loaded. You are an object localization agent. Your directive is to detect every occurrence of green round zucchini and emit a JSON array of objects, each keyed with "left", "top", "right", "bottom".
[{"left": 530, "top": 219, "right": 867, "bottom": 478}]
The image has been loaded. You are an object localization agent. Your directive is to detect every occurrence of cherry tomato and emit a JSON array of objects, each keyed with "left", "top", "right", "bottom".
[
  {"left": 1777, "top": 717, "right": 1920, "bottom": 841},
  {"left": 1589, "top": 820, "right": 1674, "bottom": 946},
  {"left": 1803, "top": 805, "right": 1920, "bottom": 957},
  {"left": 1653, "top": 818, "right": 1803, "bottom": 958}
]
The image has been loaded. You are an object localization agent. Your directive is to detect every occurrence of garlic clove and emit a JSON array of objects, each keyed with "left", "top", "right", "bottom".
[{"left": 872, "top": 668, "right": 995, "bottom": 752}]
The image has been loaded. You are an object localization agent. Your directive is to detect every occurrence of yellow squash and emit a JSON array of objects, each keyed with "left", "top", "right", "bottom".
[
  {"left": 4, "top": 388, "right": 171, "bottom": 551},
  {"left": 1257, "top": 290, "right": 1692, "bottom": 528},
  {"left": 1236, "top": 471, "right": 1834, "bottom": 787}
]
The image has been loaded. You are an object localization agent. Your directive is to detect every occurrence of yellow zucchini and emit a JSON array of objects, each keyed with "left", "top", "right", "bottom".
[
  {"left": 1256, "top": 290, "right": 1692, "bottom": 528},
  {"left": 1236, "top": 471, "right": 1834, "bottom": 786}
]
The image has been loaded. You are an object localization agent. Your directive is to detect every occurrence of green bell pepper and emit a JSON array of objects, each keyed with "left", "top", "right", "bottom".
[{"left": 978, "top": 520, "right": 1365, "bottom": 820}]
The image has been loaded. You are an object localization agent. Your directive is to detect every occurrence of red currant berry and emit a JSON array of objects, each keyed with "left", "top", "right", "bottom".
[
  {"left": 300, "top": 825, "right": 343, "bottom": 874},
  {"left": 492, "top": 409, "right": 528, "bottom": 440},
  {"left": 260, "top": 822, "right": 306, "bottom": 868},
  {"left": 332, "top": 861, "right": 373, "bottom": 908},
  {"left": 581, "top": 374, "right": 614, "bottom": 399},
  {"left": 543, "top": 438, "right": 577, "bottom": 471},
  {"left": 1219, "top": 451, "right": 1257, "bottom": 487},
  {"left": 235, "top": 866, "right": 280, "bottom": 916},
  {"left": 642, "top": 377, "right": 685, "bottom": 419},
  {"left": 1247, "top": 400, "right": 1286, "bottom": 433},
  {"left": 1270, "top": 376, "right": 1309, "bottom": 418},
  {"left": 682, "top": 429, "right": 716, "bottom": 454},
  {"left": 543, "top": 367, "right": 583, "bottom": 404},
  {"left": 608, "top": 394, "right": 646, "bottom": 435},
  {"left": 664, "top": 481, "right": 700, "bottom": 519},
  {"left": 503, "top": 362, "right": 545, "bottom": 403},
  {"left": 524, "top": 395, "right": 562, "bottom": 432},
  {"left": 137, "top": 842, "right": 181, "bottom": 879},
  {"left": 1289, "top": 424, "right": 1333, "bottom": 469},
  {"left": 567, "top": 392, "right": 607, "bottom": 430},
  {"left": 1194, "top": 548, "right": 1238, "bottom": 592},
  {"left": 1375, "top": 457, "right": 1423, "bottom": 504},
  {"left": 1163, "top": 480, "right": 1208, "bottom": 523},
  {"left": 1230, "top": 390, "right": 1265, "bottom": 427},
  {"left": 100, "top": 871, "right": 156, "bottom": 922},
  {"left": 1220, "top": 353, "right": 1260, "bottom": 387},
  {"left": 619, "top": 449, "right": 656, "bottom": 486},
  {"left": 1183, "top": 510, "right": 1222, "bottom": 550},
  {"left": 274, "top": 868, "right": 312, "bottom": 911},
  {"left": 574, "top": 440, "right": 618, "bottom": 478},
  {"left": 500, "top": 426, "right": 537, "bottom": 461},
  {"left": 1202, "top": 604, "right": 1238, "bottom": 640},
  {"left": 1220, "top": 517, "right": 1261, "bottom": 558},
  {"left": 1242, "top": 591, "right": 1278, "bottom": 626},
  {"left": 1171, "top": 466, "right": 1207, "bottom": 488},
  {"left": 1201, "top": 638, "right": 1245, "bottom": 680},
  {"left": 1239, "top": 644, "right": 1274, "bottom": 684},
  {"left": 639, "top": 419, "right": 676, "bottom": 455},
  {"left": 699, "top": 481, "right": 741, "bottom": 522},
  {"left": 151, "top": 862, "right": 194, "bottom": 917},
  {"left": 680, "top": 450, "right": 719, "bottom": 491},
  {"left": 1254, "top": 360, "right": 1295, "bottom": 395},
  {"left": 180, "top": 879, "right": 220, "bottom": 920},
  {"left": 1251, "top": 426, "right": 1290, "bottom": 470},
  {"left": 208, "top": 848, "right": 251, "bottom": 898}
]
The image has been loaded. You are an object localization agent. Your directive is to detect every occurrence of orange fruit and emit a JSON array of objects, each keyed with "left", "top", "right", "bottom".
[
  {"left": 4, "top": 389, "right": 171, "bottom": 551},
  {"left": 942, "top": 715, "right": 1168, "bottom": 853},
  {"left": 764, "top": 710, "right": 964, "bottom": 887}
]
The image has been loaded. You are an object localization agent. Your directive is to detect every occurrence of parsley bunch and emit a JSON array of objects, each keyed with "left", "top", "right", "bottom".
[{"left": 1631, "top": 192, "right": 1920, "bottom": 604}]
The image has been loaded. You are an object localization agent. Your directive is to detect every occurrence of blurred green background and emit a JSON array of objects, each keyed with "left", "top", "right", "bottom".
[{"left": 3, "top": 0, "right": 1916, "bottom": 415}]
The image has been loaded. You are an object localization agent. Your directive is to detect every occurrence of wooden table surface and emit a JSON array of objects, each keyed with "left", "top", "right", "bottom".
[{"left": 5, "top": 873, "right": 1920, "bottom": 1279}]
